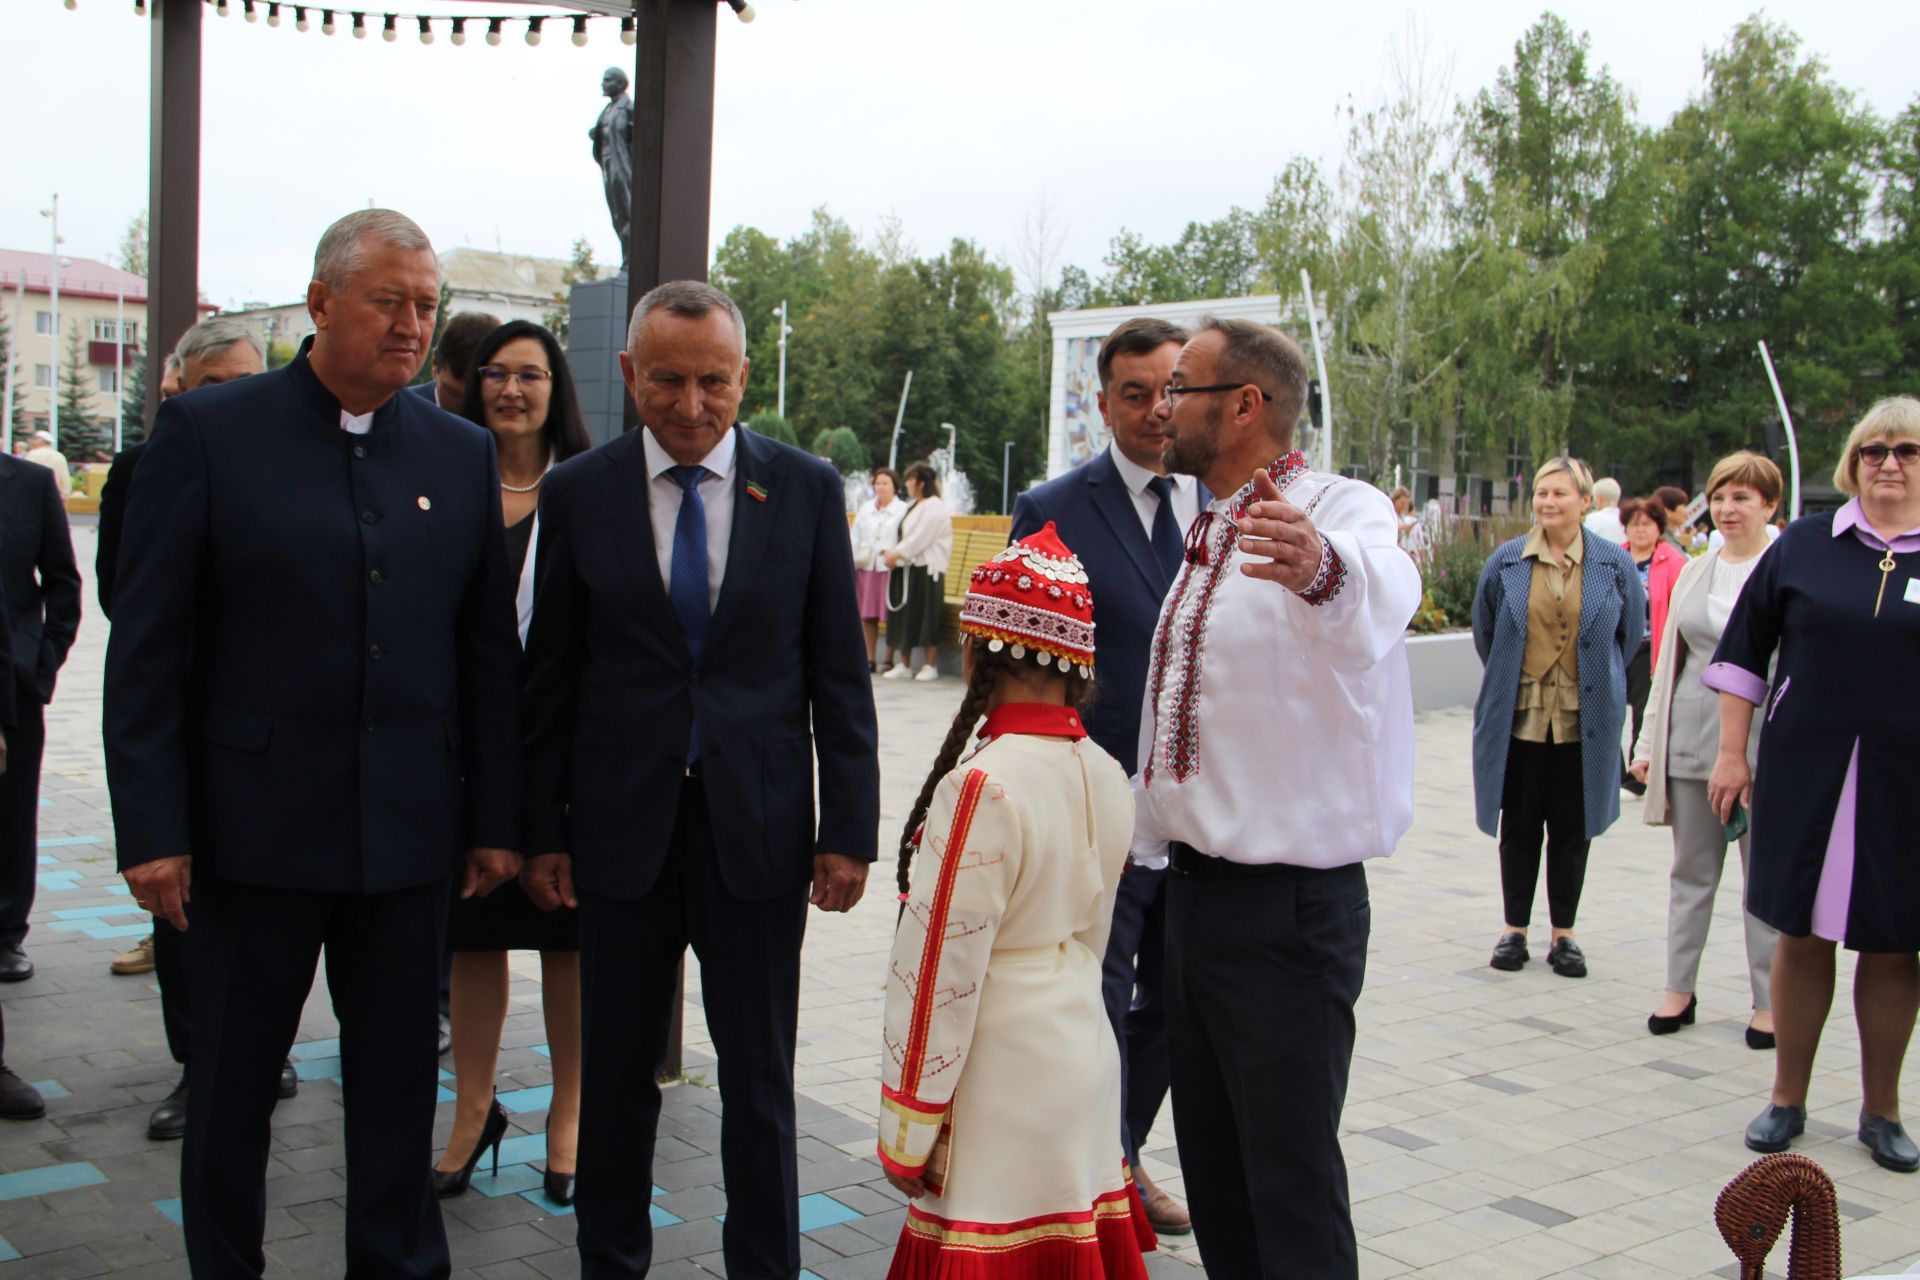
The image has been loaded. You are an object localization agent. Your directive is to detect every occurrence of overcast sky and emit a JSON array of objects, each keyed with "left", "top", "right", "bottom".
[{"left": 5, "top": 0, "right": 1914, "bottom": 311}]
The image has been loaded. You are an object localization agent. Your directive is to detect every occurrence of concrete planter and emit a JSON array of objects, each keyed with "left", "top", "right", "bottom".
[{"left": 1406, "top": 631, "right": 1482, "bottom": 712}]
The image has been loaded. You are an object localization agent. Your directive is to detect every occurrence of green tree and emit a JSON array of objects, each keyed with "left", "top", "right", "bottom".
[
  {"left": 809, "top": 425, "right": 868, "bottom": 473},
  {"left": 1627, "top": 17, "right": 1891, "bottom": 487},
  {"left": 120, "top": 354, "right": 148, "bottom": 449},
  {"left": 1878, "top": 101, "right": 1920, "bottom": 391},
  {"left": 748, "top": 410, "right": 797, "bottom": 445},
  {"left": 118, "top": 208, "right": 149, "bottom": 278},
  {"left": 542, "top": 236, "right": 600, "bottom": 343},
  {"left": 57, "top": 321, "right": 113, "bottom": 461},
  {"left": 0, "top": 305, "right": 19, "bottom": 439},
  {"left": 1453, "top": 13, "right": 1634, "bottom": 469}
]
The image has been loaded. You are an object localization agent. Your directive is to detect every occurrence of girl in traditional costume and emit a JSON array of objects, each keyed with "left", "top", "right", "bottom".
[{"left": 877, "top": 524, "right": 1155, "bottom": 1278}]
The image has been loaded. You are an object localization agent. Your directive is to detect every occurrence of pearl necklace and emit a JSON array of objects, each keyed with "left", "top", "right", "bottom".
[{"left": 500, "top": 451, "right": 552, "bottom": 494}]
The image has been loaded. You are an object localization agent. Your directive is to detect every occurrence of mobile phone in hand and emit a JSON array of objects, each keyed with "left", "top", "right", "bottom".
[{"left": 1723, "top": 800, "right": 1749, "bottom": 842}]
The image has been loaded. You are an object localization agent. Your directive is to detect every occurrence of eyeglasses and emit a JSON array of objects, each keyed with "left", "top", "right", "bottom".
[
  {"left": 477, "top": 366, "right": 552, "bottom": 387},
  {"left": 1857, "top": 442, "right": 1920, "bottom": 467},
  {"left": 1162, "top": 382, "right": 1274, "bottom": 404}
]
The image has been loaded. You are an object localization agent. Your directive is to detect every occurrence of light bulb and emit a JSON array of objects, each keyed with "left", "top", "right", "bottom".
[
  {"left": 417, "top": 16, "right": 431, "bottom": 43},
  {"left": 485, "top": 17, "right": 501, "bottom": 45},
  {"left": 267, "top": 2, "right": 281, "bottom": 26},
  {"left": 381, "top": 13, "right": 396, "bottom": 41},
  {"left": 243, "top": 0, "right": 258, "bottom": 21},
  {"left": 450, "top": 16, "right": 465, "bottom": 44},
  {"left": 571, "top": 16, "right": 588, "bottom": 46},
  {"left": 215, "top": 0, "right": 229, "bottom": 15},
  {"left": 525, "top": 17, "right": 543, "bottom": 46},
  {"left": 321, "top": 9, "right": 336, "bottom": 35},
  {"left": 351, "top": 11, "right": 366, "bottom": 38},
  {"left": 620, "top": 17, "right": 635, "bottom": 45}
]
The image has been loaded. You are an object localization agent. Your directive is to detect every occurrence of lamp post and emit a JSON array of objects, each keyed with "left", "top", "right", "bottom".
[
  {"left": 771, "top": 298, "right": 791, "bottom": 420},
  {"left": 1001, "top": 439, "right": 1013, "bottom": 514},
  {"left": 39, "top": 194, "right": 62, "bottom": 450}
]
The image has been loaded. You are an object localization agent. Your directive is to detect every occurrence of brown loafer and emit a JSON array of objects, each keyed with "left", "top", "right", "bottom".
[{"left": 1132, "top": 1164, "right": 1192, "bottom": 1236}]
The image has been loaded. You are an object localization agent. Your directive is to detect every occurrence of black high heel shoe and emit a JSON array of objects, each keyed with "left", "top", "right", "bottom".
[
  {"left": 434, "top": 1098, "right": 509, "bottom": 1199},
  {"left": 1647, "top": 994, "right": 1697, "bottom": 1036},
  {"left": 542, "top": 1120, "right": 575, "bottom": 1206}
]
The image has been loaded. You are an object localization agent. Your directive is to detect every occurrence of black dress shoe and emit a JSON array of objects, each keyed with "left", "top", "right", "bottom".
[
  {"left": 278, "top": 1059, "right": 299, "bottom": 1100},
  {"left": 542, "top": 1165, "right": 576, "bottom": 1206},
  {"left": 1745, "top": 1024, "right": 1777, "bottom": 1051},
  {"left": 437, "top": 1015, "right": 452, "bottom": 1058},
  {"left": 148, "top": 1074, "right": 188, "bottom": 1140},
  {"left": 1546, "top": 937, "right": 1587, "bottom": 978},
  {"left": 0, "top": 1066, "right": 46, "bottom": 1120},
  {"left": 434, "top": 1099, "right": 510, "bottom": 1198},
  {"left": 1859, "top": 1112, "right": 1920, "bottom": 1172},
  {"left": 0, "top": 944, "right": 34, "bottom": 983},
  {"left": 1648, "top": 995, "right": 1697, "bottom": 1036},
  {"left": 1489, "top": 933, "right": 1529, "bottom": 971},
  {"left": 1744, "top": 1103, "right": 1805, "bottom": 1153}
]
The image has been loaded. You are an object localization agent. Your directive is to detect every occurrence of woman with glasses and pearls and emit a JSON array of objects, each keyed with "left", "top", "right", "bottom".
[
  {"left": 1472, "top": 456, "right": 1645, "bottom": 980},
  {"left": 1631, "top": 452, "right": 1783, "bottom": 1047},
  {"left": 434, "top": 321, "right": 594, "bottom": 1204},
  {"left": 1709, "top": 397, "right": 1920, "bottom": 1172}
]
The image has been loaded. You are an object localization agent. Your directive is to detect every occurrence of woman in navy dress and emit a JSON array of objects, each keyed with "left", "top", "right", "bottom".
[{"left": 1707, "top": 396, "right": 1920, "bottom": 1171}]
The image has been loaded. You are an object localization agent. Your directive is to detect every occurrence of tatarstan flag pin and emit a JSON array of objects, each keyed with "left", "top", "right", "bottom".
[{"left": 746, "top": 481, "right": 768, "bottom": 503}]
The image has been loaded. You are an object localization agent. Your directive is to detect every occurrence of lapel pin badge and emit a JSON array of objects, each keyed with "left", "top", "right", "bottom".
[
  {"left": 417, "top": 496, "right": 432, "bottom": 511},
  {"left": 746, "top": 481, "right": 768, "bottom": 503}
]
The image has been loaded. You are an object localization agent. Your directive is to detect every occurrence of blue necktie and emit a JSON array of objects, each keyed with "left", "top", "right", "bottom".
[
  {"left": 668, "top": 464, "right": 710, "bottom": 764},
  {"left": 1146, "top": 475, "right": 1184, "bottom": 583}
]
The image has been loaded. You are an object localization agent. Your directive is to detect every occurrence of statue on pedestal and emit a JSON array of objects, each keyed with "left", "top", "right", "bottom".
[{"left": 591, "top": 67, "right": 634, "bottom": 274}]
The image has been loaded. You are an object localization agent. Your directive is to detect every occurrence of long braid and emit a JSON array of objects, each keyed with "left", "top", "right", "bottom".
[{"left": 896, "top": 657, "right": 997, "bottom": 902}]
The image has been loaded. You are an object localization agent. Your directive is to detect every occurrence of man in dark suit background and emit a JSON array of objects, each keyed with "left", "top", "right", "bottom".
[
  {"left": 1010, "top": 316, "right": 1201, "bottom": 1234},
  {"left": 522, "top": 280, "right": 878, "bottom": 1279},
  {"left": 409, "top": 310, "right": 500, "bottom": 416},
  {"left": 0, "top": 412, "right": 83, "bottom": 985},
  {"left": 95, "top": 315, "right": 290, "bottom": 1144},
  {"left": 105, "top": 208, "right": 525, "bottom": 1278}
]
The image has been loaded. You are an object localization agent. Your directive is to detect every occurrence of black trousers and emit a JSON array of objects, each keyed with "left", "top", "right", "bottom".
[
  {"left": 1622, "top": 641, "right": 1652, "bottom": 787},
  {"left": 154, "top": 919, "right": 191, "bottom": 1066},
  {"left": 0, "top": 698, "right": 47, "bottom": 946},
  {"left": 181, "top": 876, "right": 448, "bottom": 1280},
  {"left": 1101, "top": 863, "right": 1170, "bottom": 1167},
  {"left": 575, "top": 778, "right": 807, "bottom": 1280},
  {"left": 1499, "top": 736, "right": 1591, "bottom": 930},
  {"left": 1166, "top": 855, "right": 1369, "bottom": 1280}
]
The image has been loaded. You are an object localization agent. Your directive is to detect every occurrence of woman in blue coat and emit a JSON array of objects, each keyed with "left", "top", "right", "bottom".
[{"left": 1472, "top": 457, "right": 1646, "bottom": 979}]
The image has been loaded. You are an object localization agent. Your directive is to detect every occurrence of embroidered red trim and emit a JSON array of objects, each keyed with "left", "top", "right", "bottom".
[
  {"left": 899, "top": 770, "right": 990, "bottom": 1095},
  {"left": 1297, "top": 535, "right": 1347, "bottom": 606}
]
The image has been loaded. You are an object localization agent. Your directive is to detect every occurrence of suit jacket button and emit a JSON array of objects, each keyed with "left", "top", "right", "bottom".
[
  {"left": 352, "top": 445, "right": 367, "bottom": 459},
  {"left": 368, "top": 644, "right": 383, "bottom": 660},
  {"left": 369, "top": 569, "right": 384, "bottom": 585},
  {"left": 361, "top": 510, "right": 379, "bottom": 525},
  {"left": 364, "top": 717, "right": 378, "bottom": 732}
]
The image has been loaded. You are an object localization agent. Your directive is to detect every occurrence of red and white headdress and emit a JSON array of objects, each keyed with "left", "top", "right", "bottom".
[{"left": 958, "top": 522, "right": 1095, "bottom": 678}]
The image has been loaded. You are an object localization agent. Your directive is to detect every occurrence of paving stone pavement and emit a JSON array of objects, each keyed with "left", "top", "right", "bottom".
[{"left": 0, "top": 525, "right": 1915, "bottom": 1277}]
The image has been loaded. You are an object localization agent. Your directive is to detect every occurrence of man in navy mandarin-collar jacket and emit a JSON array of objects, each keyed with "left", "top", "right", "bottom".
[
  {"left": 104, "top": 210, "right": 524, "bottom": 1279},
  {"left": 522, "top": 281, "right": 878, "bottom": 1280}
]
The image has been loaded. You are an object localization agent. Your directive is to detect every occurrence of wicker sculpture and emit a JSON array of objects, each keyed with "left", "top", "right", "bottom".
[{"left": 1714, "top": 1153, "right": 1842, "bottom": 1280}]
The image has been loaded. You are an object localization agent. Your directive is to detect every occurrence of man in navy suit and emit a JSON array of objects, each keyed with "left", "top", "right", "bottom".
[
  {"left": 522, "top": 280, "right": 878, "bottom": 1279},
  {"left": 0, "top": 421, "right": 82, "bottom": 985},
  {"left": 105, "top": 209, "right": 525, "bottom": 1278},
  {"left": 1011, "top": 316, "right": 1200, "bottom": 1234}
]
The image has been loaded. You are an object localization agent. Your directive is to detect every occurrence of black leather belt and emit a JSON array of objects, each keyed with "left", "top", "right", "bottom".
[{"left": 1170, "top": 842, "right": 1290, "bottom": 880}]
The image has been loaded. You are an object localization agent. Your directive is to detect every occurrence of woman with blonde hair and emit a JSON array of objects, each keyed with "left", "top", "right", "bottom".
[
  {"left": 1472, "top": 456, "right": 1645, "bottom": 979},
  {"left": 1631, "top": 451, "right": 1783, "bottom": 1045},
  {"left": 1709, "top": 397, "right": 1920, "bottom": 1170}
]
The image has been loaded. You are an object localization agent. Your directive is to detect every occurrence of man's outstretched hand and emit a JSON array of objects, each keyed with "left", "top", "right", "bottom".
[{"left": 1235, "top": 469, "right": 1322, "bottom": 592}]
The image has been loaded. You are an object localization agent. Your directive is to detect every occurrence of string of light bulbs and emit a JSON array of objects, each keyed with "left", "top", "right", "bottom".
[{"left": 93, "top": 0, "right": 758, "bottom": 43}]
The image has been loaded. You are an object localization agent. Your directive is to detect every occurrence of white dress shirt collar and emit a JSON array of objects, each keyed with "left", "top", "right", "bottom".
[
  {"left": 641, "top": 423, "right": 738, "bottom": 484},
  {"left": 340, "top": 408, "right": 375, "bottom": 436},
  {"left": 1107, "top": 440, "right": 1184, "bottom": 499}
]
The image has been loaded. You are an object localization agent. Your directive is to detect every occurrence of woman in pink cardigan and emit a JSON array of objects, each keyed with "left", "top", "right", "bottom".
[{"left": 1620, "top": 494, "right": 1687, "bottom": 796}]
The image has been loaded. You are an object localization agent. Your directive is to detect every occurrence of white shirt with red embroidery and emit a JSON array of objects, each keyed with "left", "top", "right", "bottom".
[{"left": 1131, "top": 451, "right": 1420, "bottom": 869}]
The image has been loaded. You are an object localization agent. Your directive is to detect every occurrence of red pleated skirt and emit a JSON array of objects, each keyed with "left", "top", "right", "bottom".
[{"left": 884, "top": 1181, "right": 1157, "bottom": 1279}]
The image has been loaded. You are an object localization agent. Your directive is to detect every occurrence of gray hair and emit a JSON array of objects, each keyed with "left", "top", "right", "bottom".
[
  {"left": 1191, "top": 316, "right": 1309, "bottom": 442},
  {"left": 1592, "top": 476, "right": 1621, "bottom": 506},
  {"left": 173, "top": 316, "right": 265, "bottom": 368},
  {"left": 312, "top": 209, "right": 435, "bottom": 289},
  {"left": 162, "top": 352, "right": 184, "bottom": 377},
  {"left": 626, "top": 280, "right": 747, "bottom": 354}
]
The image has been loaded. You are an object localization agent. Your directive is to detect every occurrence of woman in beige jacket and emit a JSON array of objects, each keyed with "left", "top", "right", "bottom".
[{"left": 1630, "top": 451, "right": 1782, "bottom": 1045}]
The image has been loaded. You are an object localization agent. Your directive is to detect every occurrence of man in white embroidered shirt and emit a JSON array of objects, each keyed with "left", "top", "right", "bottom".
[{"left": 1132, "top": 318, "right": 1420, "bottom": 1279}]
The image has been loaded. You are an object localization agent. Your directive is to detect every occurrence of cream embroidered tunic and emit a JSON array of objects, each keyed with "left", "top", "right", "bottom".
[{"left": 878, "top": 726, "right": 1149, "bottom": 1269}]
